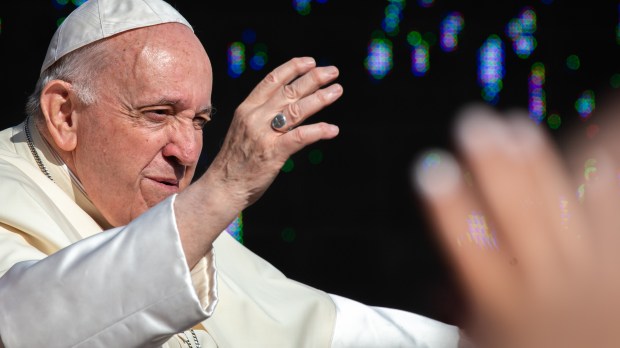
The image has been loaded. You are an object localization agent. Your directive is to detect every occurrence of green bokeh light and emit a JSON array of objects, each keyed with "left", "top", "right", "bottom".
[
  {"left": 281, "top": 158, "right": 295, "bottom": 173},
  {"left": 566, "top": 54, "right": 580, "bottom": 70},
  {"left": 610, "top": 74, "right": 620, "bottom": 88},
  {"left": 547, "top": 113, "right": 561, "bottom": 129},
  {"left": 407, "top": 31, "right": 422, "bottom": 46},
  {"left": 308, "top": 149, "right": 324, "bottom": 165},
  {"left": 281, "top": 227, "right": 296, "bottom": 242}
]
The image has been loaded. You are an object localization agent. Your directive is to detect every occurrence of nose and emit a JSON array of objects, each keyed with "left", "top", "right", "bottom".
[{"left": 162, "top": 122, "right": 202, "bottom": 166}]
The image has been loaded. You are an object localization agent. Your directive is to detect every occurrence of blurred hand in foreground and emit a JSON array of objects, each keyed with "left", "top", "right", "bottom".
[{"left": 414, "top": 103, "right": 620, "bottom": 348}]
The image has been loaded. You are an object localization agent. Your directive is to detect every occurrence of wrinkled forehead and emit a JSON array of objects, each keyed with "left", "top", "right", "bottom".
[
  {"left": 99, "top": 24, "right": 213, "bottom": 105},
  {"left": 107, "top": 24, "right": 211, "bottom": 78}
]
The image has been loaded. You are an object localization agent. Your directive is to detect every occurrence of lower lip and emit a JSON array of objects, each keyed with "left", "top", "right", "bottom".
[{"left": 145, "top": 178, "right": 179, "bottom": 194}]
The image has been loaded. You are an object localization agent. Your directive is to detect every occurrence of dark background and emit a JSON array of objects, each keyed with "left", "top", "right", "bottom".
[{"left": 1, "top": 0, "right": 618, "bottom": 326}]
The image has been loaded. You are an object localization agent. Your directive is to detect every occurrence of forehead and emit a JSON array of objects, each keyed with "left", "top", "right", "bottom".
[{"left": 102, "top": 23, "right": 213, "bottom": 105}]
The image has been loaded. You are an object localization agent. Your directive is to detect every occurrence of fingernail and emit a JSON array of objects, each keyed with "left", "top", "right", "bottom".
[
  {"left": 325, "top": 84, "right": 343, "bottom": 100},
  {"left": 412, "top": 149, "right": 462, "bottom": 198},
  {"left": 326, "top": 66, "right": 339, "bottom": 76},
  {"left": 455, "top": 105, "right": 517, "bottom": 157},
  {"left": 507, "top": 115, "right": 545, "bottom": 154}
]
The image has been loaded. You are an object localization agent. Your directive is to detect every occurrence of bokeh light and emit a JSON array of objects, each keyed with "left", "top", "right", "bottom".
[
  {"left": 418, "top": 0, "right": 434, "bottom": 8},
  {"left": 584, "top": 158, "right": 598, "bottom": 181},
  {"left": 365, "top": 32, "right": 393, "bottom": 80},
  {"left": 547, "top": 113, "right": 561, "bottom": 129},
  {"left": 308, "top": 149, "right": 324, "bottom": 165},
  {"left": 506, "top": 7, "right": 537, "bottom": 59},
  {"left": 407, "top": 31, "right": 422, "bottom": 46},
  {"left": 227, "top": 42, "right": 246, "bottom": 78},
  {"left": 382, "top": 0, "right": 406, "bottom": 36},
  {"left": 249, "top": 43, "right": 268, "bottom": 71},
  {"left": 440, "top": 12, "right": 464, "bottom": 52},
  {"left": 281, "top": 227, "right": 297, "bottom": 242},
  {"left": 52, "top": 0, "right": 70, "bottom": 10},
  {"left": 478, "top": 35, "right": 505, "bottom": 104},
  {"left": 293, "top": 0, "right": 311, "bottom": 15},
  {"left": 617, "top": 3, "right": 620, "bottom": 44},
  {"left": 529, "top": 62, "right": 546, "bottom": 123},
  {"left": 466, "top": 212, "right": 498, "bottom": 249},
  {"left": 71, "top": 0, "right": 88, "bottom": 6},
  {"left": 225, "top": 213, "right": 244, "bottom": 243},
  {"left": 566, "top": 54, "right": 580, "bottom": 70},
  {"left": 575, "top": 89, "right": 595, "bottom": 119},
  {"left": 610, "top": 73, "right": 620, "bottom": 88},
  {"left": 282, "top": 158, "right": 295, "bottom": 173},
  {"left": 411, "top": 40, "right": 430, "bottom": 76}
]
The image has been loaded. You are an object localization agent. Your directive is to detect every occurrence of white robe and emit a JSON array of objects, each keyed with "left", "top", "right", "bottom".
[{"left": 0, "top": 119, "right": 462, "bottom": 347}]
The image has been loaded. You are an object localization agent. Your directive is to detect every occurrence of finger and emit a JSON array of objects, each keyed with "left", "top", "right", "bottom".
[
  {"left": 505, "top": 116, "right": 590, "bottom": 273},
  {"left": 278, "top": 65, "right": 340, "bottom": 104},
  {"left": 412, "top": 149, "right": 522, "bottom": 330},
  {"left": 278, "top": 83, "right": 343, "bottom": 129},
  {"left": 277, "top": 122, "right": 339, "bottom": 155},
  {"left": 454, "top": 106, "right": 567, "bottom": 289},
  {"left": 578, "top": 150, "right": 620, "bottom": 266},
  {"left": 245, "top": 57, "right": 317, "bottom": 105}
]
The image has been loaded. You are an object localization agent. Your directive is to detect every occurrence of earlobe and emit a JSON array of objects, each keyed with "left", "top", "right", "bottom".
[{"left": 40, "top": 80, "right": 79, "bottom": 152}]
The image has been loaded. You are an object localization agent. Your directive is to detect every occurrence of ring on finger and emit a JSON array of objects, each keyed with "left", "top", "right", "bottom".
[{"left": 271, "top": 112, "right": 289, "bottom": 132}]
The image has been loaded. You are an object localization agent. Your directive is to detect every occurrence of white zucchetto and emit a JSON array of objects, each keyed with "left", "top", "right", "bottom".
[{"left": 41, "top": 0, "right": 192, "bottom": 74}]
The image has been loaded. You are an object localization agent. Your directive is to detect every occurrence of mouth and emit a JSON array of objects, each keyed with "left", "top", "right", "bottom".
[{"left": 145, "top": 177, "right": 180, "bottom": 191}]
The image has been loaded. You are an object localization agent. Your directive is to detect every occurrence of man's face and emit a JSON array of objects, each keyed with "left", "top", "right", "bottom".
[{"left": 69, "top": 23, "right": 213, "bottom": 227}]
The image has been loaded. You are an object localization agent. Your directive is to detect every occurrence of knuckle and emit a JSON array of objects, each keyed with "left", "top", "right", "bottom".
[
  {"left": 291, "top": 128, "right": 306, "bottom": 145},
  {"left": 286, "top": 103, "right": 303, "bottom": 122},
  {"left": 317, "top": 89, "right": 332, "bottom": 104},
  {"left": 310, "top": 68, "right": 324, "bottom": 82},
  {"left": 291, "top": 57, "right": 306, "bottom": 69},
  {"left": 282, "top": 84, "right": 298, "bottom": 100},
  {"left": 264, "top": 71, "right": 279, "bottom": 85}
]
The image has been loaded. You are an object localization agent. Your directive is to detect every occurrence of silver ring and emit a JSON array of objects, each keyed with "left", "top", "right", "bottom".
[{"left": 271, "top": 112, "right": 288, "bottom": 131}]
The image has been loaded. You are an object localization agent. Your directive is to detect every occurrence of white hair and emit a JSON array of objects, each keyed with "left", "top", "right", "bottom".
[{"left": 26, "top": 39, "right": 111, "bottom": 121}]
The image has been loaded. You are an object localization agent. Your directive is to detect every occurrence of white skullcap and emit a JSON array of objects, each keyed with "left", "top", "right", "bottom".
[{"left": 41, "top": 0, "right": 192, "bottom": 74}]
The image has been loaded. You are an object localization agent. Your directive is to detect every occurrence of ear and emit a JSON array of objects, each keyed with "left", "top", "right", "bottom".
[{"left": 40, "top": 80, "right": 80, "bottom": 152}]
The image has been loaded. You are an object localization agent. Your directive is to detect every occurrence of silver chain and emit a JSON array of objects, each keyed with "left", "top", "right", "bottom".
[
  {"left": 182, "top": 329, "right": 202, "bottom": 348},
  {"left": 24, "top": 116, "right": 54, "bottom": 182},
  {"left": 26, "top": 117, "right": 202, "bottom": 346}
]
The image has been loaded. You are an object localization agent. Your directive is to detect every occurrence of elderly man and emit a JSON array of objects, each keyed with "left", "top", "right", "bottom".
[{"left": 0, "top": 0, "right": 462, "bottom": 346}]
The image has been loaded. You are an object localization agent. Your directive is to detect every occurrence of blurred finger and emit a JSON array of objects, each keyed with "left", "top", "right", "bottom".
[
  {"left": 454, "top": 106, "right": 565, "bottom": 289},
  {"left": 412, "top": 149, "right": 521, "bottom": 328},
  {"left": 505, "top": 116, "right": 590, "bottom": 273}
]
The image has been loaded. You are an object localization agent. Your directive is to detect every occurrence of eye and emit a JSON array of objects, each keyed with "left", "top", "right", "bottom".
[
  {"left": 142, "top": 107, "right": 174, "bottom": 122},
  {"left": 193, "top": 116, "right": 211, "bottom": 130}
]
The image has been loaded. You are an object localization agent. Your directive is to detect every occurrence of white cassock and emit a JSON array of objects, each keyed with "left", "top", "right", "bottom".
[{"left": 0, "top": 118, "right": 462, "bottom": 347}]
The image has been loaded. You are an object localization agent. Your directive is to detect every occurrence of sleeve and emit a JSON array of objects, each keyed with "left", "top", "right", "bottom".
[
  {"left": 328, "top": 293, "right": 462, "bottom": 348},
  {"left": 0, "top": 195, "right": 218, "bottom": 348}
]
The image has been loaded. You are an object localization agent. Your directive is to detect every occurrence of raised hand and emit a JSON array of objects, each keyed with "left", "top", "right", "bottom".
[
  {"left": 413, "top": 104, "right": 620, "bottom": 348},
  {"left": 208, "top": 57, "right": 342, "bottom": 208},
  {"left": 175, "top": 57, "right": 342, "bottom": 267}
]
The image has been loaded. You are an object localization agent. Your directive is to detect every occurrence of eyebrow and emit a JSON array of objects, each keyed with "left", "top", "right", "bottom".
[{"left": 154, "top": 98, "right": 215, "bottom": 117}]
